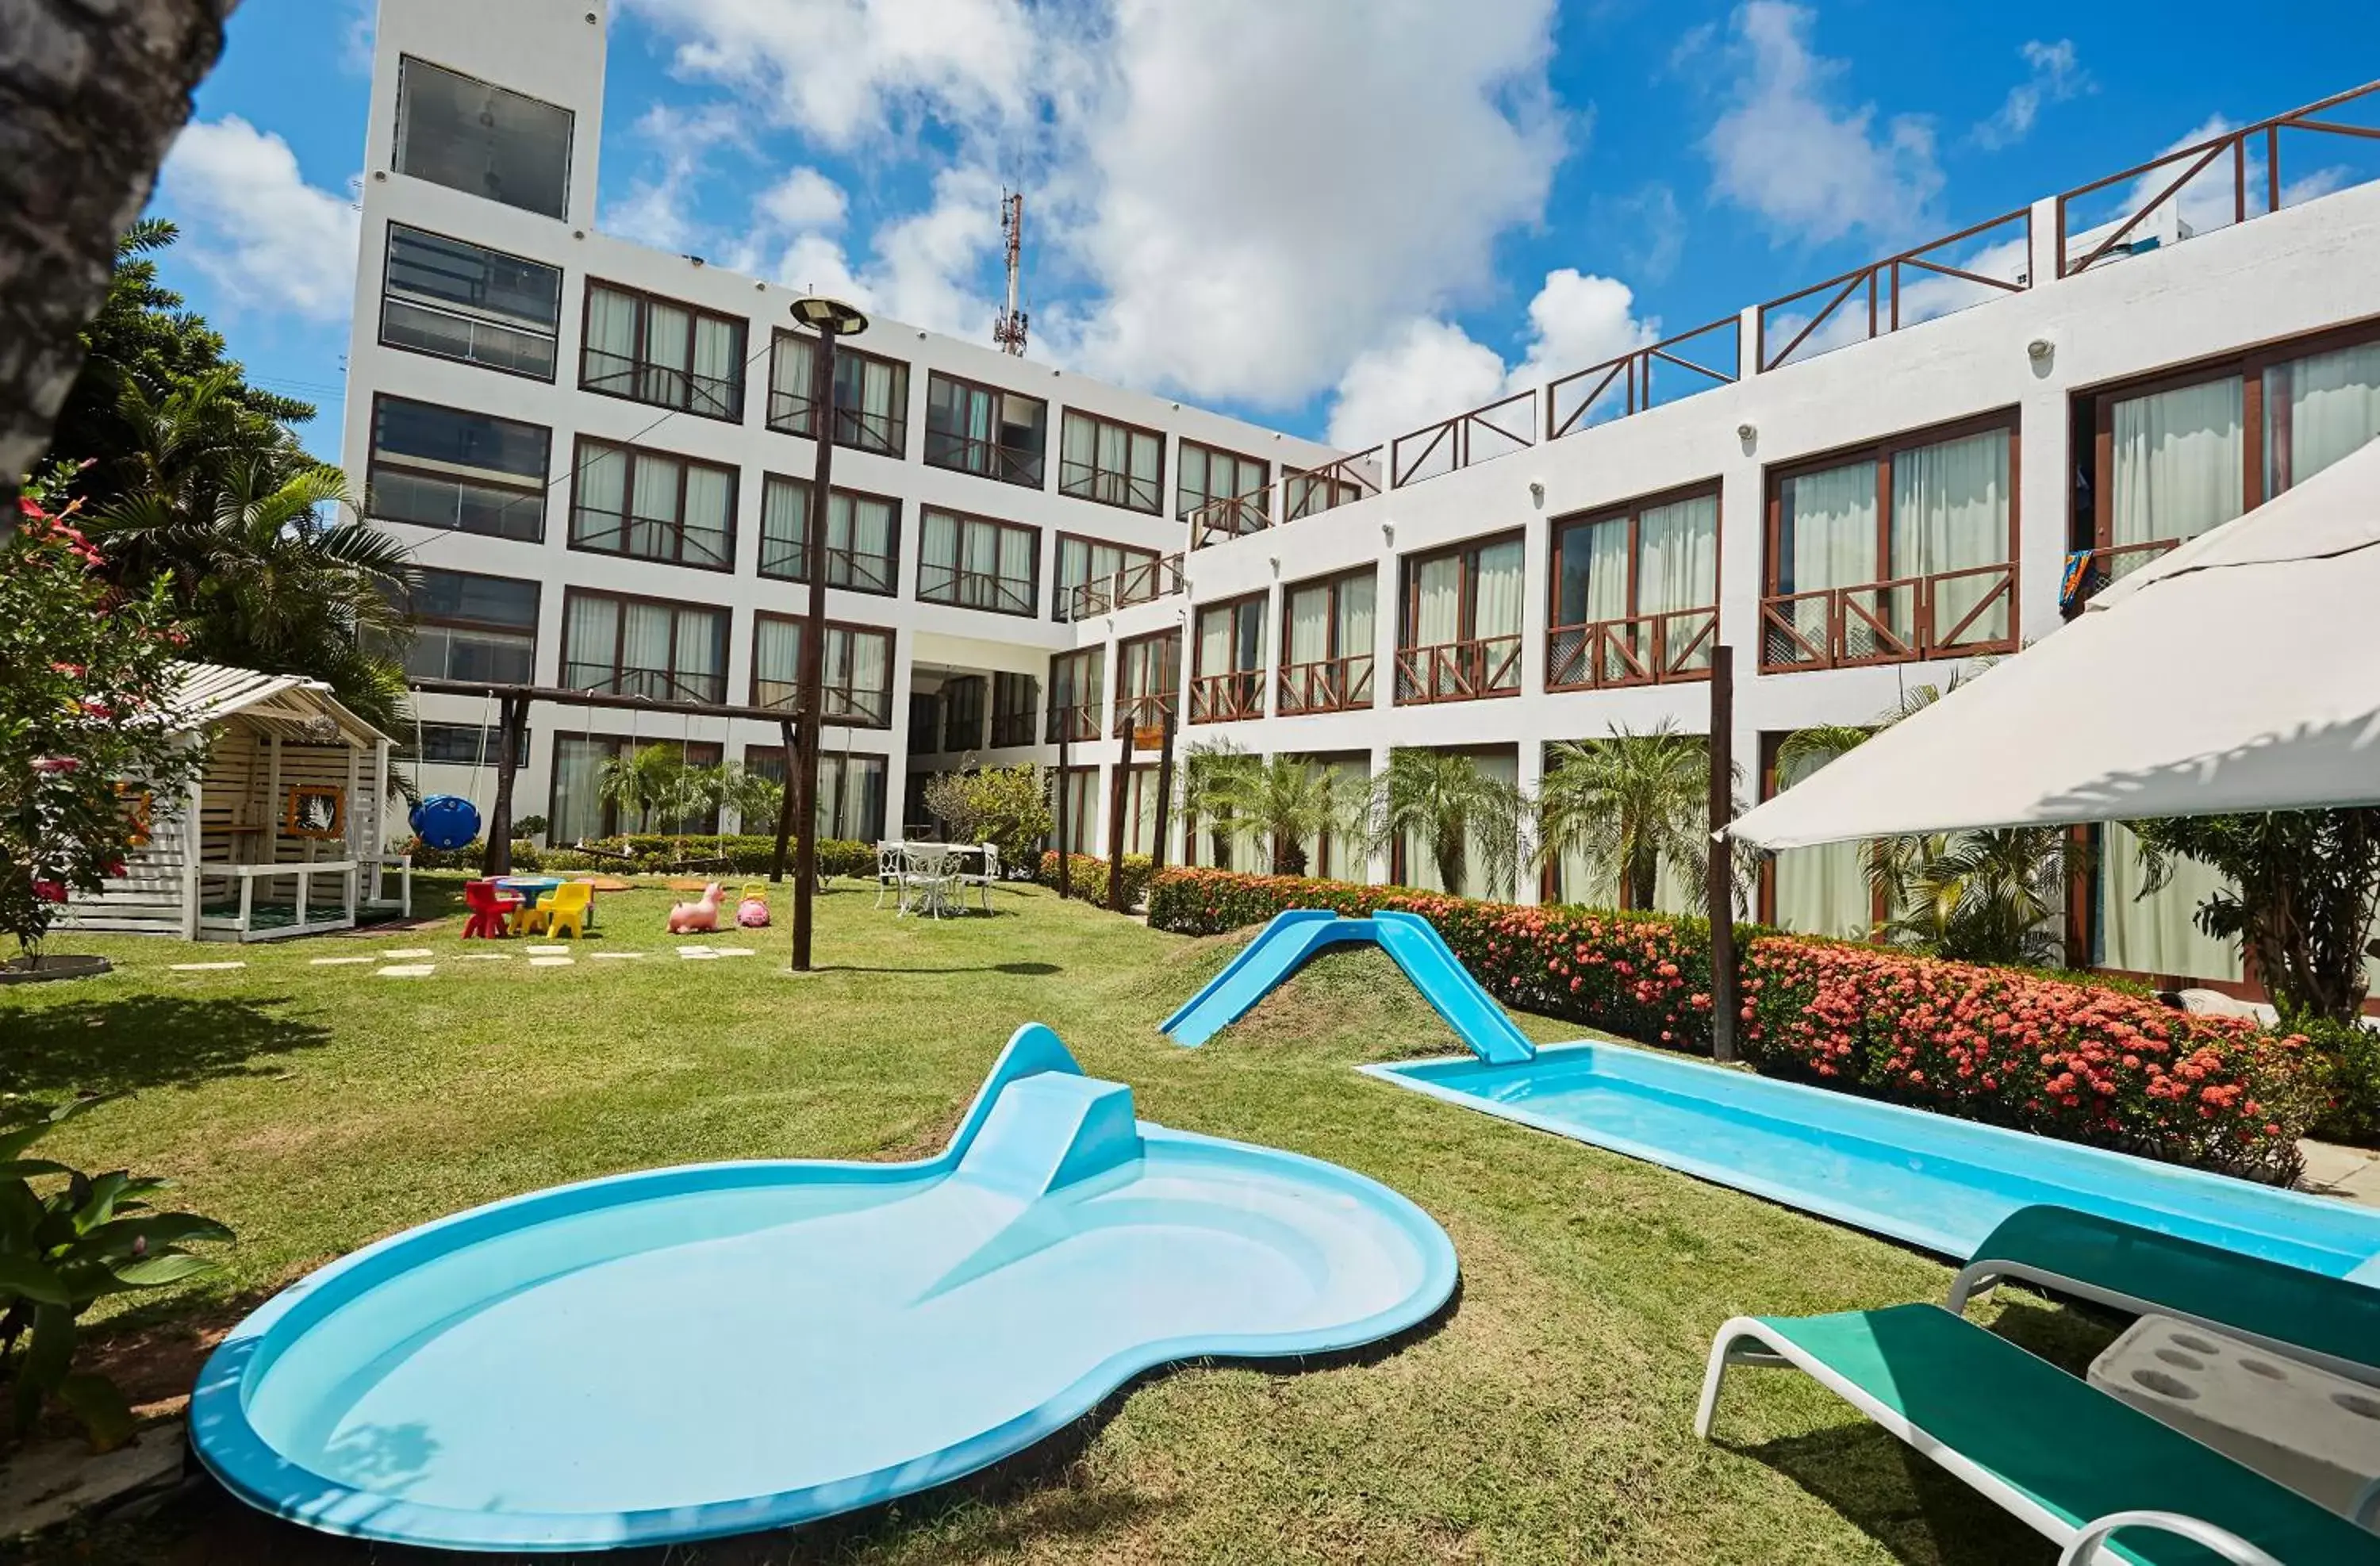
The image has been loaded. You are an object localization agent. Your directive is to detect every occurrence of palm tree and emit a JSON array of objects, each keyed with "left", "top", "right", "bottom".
[
  {"left": 1536, "top": 720, "right": 1718, "bottom": 911},
  {"left": 1177, "top": 741, "right": 1257, "bottom": 868},
  {"left": 1372, "top": 750, "right": 1527, "bottom": 899},
  {"left": 597, "top": 745, "right": 709, "bottom": 837},
  {"left": 1215, "top": 756, "right": 1367, "bottom": 876}
]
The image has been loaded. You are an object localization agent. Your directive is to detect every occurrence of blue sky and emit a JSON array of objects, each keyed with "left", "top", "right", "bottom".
[{"left": 148, "top": 1, "right": 2380, "bottom": 463}]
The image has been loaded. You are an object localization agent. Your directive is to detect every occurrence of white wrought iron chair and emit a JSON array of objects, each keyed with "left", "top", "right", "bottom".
[
  {"left": 896, "top": 844, "right": 958, "bottom": 920},
  {"left": 956, "top": 842, "right": 1000, "bottom": 913},
  {"left": 873, "top": 840, "right": 904, "bottom": 908}
]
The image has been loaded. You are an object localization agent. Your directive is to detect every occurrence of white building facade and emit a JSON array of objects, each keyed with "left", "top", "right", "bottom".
[{"left": 346, "top": 2, "right": 2380, "bottom": 996}]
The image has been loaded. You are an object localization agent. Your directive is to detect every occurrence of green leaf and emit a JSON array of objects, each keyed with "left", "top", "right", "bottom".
[
  {"left": 71, "top": 1172, "right": 133, "bottom": 1233},
  {"left": 0, "top": 1161, "right": 75, "bottom": 1180},
  {"left": 71, "top": 1212, "right": 233, "bottom": 1261},
  {"left": 0, "top": 1256, "right": 74, "bottom": 1307},
  {"left": 102, "top": 1253, "right": 214, "bottom": 1291},
  {"left": 0, "top": 1182, "right": 40, "bottom": 1250},
  {"left": 54, "top": 1372, "right": 138, "bottom": 1453}
]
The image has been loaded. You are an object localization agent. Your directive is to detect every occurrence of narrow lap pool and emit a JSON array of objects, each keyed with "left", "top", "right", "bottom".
[{"left": 1365, "top": 1042, "right": 2380, "bottom": 1280}]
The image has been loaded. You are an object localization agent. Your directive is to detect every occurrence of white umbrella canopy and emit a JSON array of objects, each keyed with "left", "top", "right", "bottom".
[{"left": 1726, "top": 437, "right": 2380, "bottom": 851}]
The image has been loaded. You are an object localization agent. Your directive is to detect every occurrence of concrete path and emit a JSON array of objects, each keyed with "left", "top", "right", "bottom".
[{"left": 2297, "top": 1138, "right": 2380, "bottom": 1208}]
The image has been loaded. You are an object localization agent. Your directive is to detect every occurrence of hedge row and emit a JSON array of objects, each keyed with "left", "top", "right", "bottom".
[
  {"left": 398, "top": 835, "right": 877, "bottom": 880},
  {"left": 1037, "top": 852, "right": 1154, "bottom": 910},
  {"left": 1146, "top": 866, "right": 2324, "bottom": 1181}
]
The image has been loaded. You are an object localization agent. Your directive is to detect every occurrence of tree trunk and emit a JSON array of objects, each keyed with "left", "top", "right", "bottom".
[
  {"left": 0, "top": 0, "right": 237, "bottom": 511},
  {"left": 1627, "top": 845, "right": 1659, "bottom": 913}
]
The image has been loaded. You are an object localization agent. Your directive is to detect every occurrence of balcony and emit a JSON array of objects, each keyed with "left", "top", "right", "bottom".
[
  {"left": 1188, "top": 670, "right": 1265, "bottom": 724},
  {"left": 1393, "top": 635, "right": 1522, "bottom": 704},
  {"left": 1756, "top": 209, "right": 2032, "bottom": 372},
  {"left": 1390, "top": 390, "right": 1534, "bottom": 488},
  {"left": 758, "top": 539, "right": 899, "bottom": 597},
  {"left": 923, "top": 430, "right": 1044, "bottom": 489},
  {"left": 1276, "top": 654, "right": 1375, "bottom": 716},
  {"left": 1284, "top": 454, "right": 1381, "bottom": 521},
  {"left": 1111, "top": 690, "right": 1177, "bottom": 739},
  {"left": 766, "top": 390, "right": 906, "bottom": 458},
  {"left": 1546, "top": 317, "right": 1741, "bottom": 437},
  {"left": 1758, "top": 563, "right": 2017, "bottom": 673},
  {"left": 750, "top": 678, "right": 893, "bottom": 728},
  {"left": 561, "top": 662, "right": 726, "bottom": 706},
  {"left": 1066, "top": 552, "right": 1184, "bottom": 620},
  {"left": 1046, "top": 700, "right": 1102, "bottom": 746},
  {"left": 917, "top": 562, "right": 1035, "bottom": 617},
  {"left": 1187, "top": 492, "right": 1272, "bottom": 550},
  {"left": 1546, "top": 608, "right": 1717, "bottom": 690},
  {"left": 2060, "top": 539, "right": 2180, "bottom": 613}
]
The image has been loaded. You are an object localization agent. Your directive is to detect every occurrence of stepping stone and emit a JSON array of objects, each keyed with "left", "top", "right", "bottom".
[
  {"left": 461, "top": 953, "right": 513, "bottom": 961},
  {"left": 710, "top": 947, "right": 754, "bottom": 958},
  {"left": 309, "top": 956, "right": 374, "bottom": 966},
  {"left": 678, "top": 949, "right": 720, "bottom": 961},
  {"left": 525, "top": 945, "right": 570, "bottom": 956},
  {"left": 169, "top": 961, "right": 245, "bottom": 972},
  {"left": 381, "top": 948, "right": 433, "bottom": 959},
  {"left": 528, "top": 956, "right": 574, "bottom": 968},
  {"left": 374, "top": 964, "right": 435, "bottom": 978},
  {"left": 588, "top": 951, "right": 645, "bottom": 961}
]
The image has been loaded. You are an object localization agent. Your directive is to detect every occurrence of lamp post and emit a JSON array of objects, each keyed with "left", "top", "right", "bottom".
[{"left": 789, "top": 295, "right": 869, "bottom": 973}]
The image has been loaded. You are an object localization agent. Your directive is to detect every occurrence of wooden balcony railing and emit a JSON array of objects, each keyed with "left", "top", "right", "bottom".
[
  {"left": 1758, "top": 563, "right": 2017, "bottom": 673},
  {"left": 990, "top": 709, "right": 1036, "bottom": 748},
  {"left": 1066, "top": 552, "right": 1184, "bottom": 620},
  {"left": 1545, "top": 607, "right": 1718, "bottom": 690},
  {"left": 757, "top": 540, "right": 898, "bottom": 596},
  {"left": 1187, "top": 491, "right": 1273, "bottom": 550},
  {"left": 765, "top": 390, "right": 906, "bottom": 456},
  {"left": 917, "top": 562, "right": 1035, "bottom": 617},
  {"left": 1390, "top": 389, "right": 1534, "bottom": 488},
  {"left": 1111, "top": 691, "right": 1177, "bottom": 739},
  {"left": 1276, "top": 654, "right": 1375, "bottom": 716},
  {"left": 1757, "top": 208, "right": 2032, "bottom": 372},
  {"left": 1046, "top": 701, "right": 1102, "bottom": 745},
  {"left": 2061, "top": 539, "right": 2180, "bottom": 612},
  {"left": 2056, "top": 79, "right": 2380, "bottom": 278},
  {"left": 1283, "top": 452, "right": 1381, "bottom": 520},
  {"left": 1546, "top": 317, "right": 1741, "bottom": 439},
  {"left": 1188, "top": 670, "right": 1265, "bottom": 724},
  {"left": 1393, "top": 635, "right": 1522, "bottom": 704},
  {"left": 750, "top": 678, "right": 893, "bottom": 728},
  {"left": 560, "top": 662, "right": 726, "bottom": 707},
  {"left": 922, "top": 429, "right": 1044, "bottom": 488}
]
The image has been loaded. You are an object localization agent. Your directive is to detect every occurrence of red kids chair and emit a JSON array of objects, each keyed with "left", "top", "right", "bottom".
[{"left": 462, "top": 879, "right": 520, "bottom": 939}]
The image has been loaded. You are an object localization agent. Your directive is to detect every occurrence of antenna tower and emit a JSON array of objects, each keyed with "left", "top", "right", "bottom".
[{"left": 994, "top": 190, "right": 1029, "bottom": 355}]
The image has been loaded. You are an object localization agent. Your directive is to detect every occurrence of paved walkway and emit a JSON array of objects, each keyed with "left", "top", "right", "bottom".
[{"left": 2297, "top": 1138, "right": 2380, "bottom": 1208}]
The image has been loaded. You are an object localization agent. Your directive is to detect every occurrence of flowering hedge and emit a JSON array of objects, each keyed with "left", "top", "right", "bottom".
[
  {"left": 1038, "top": 852, "right": 1154, "bottom": 909},
  {"left": 1147, "top": 866, "right": 2324, "bottom": 1180}
]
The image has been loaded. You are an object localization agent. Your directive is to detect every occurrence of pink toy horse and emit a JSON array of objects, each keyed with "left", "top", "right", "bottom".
[{"left": 668, "top": 882, "right": 724, "bottom": 935}]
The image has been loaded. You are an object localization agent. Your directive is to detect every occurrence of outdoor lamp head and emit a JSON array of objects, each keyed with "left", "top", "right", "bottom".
[{"left": 791, "top": 296, "right": 869, "bottom": 336}]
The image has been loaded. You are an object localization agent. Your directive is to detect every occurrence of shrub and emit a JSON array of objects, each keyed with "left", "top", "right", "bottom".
[
  {"left": 923, "top": 766, "right": 1052, "bottom": 874},
  {"left": 397, "top": 835, "right": 875, "bottom": 880},
  {"left": 1038, "top": 852, "right": 1154, "bottom": 910},
  {"left": 2288, "top": 1011, "right": 2380, "bottom": 1146},
  {"left": 1741, "top": 938, "right": 2323, "bottom": 1182}
]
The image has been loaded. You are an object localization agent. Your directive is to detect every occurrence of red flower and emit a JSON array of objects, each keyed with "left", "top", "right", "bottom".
[{"left": 32, "top": 879, "right": 67, "bottom": 904}]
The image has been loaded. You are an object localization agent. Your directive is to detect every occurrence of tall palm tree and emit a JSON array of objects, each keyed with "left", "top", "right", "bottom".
[
  {"left": 1372, "top": 750, "right": 1527, "bottom": 899},
  {"left": 1178, "top": 740, "right": 1258, "bottom": 868},
  {"left": 1535, "top": 720, "right": 1720, "bottom": 911},
  {"left": 1216, "top": 756, "right": 1367, "bottom": 876}
]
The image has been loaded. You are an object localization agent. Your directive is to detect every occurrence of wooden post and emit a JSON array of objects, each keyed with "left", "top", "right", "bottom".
[
  {"left": 1054, "top": 727, "right": 1072, "bottom": 899},
  {"left": 791, "top": 324, "right": 841, "bottom": 973},
  {"left": 1708, "top": 645, "right": 1739, "bottom": 1063},
  {"left": 1151, "top": 709, "right": 1176, "bottom": 877},
  {"left": 770, "top": 717, "right": 797, "bottom": 883},
  {"left": 484, "top": 694, "right": 524, "bottom": 877},
  {"left": 1107, "top": 725, "right": 1130, "bottom": 912}
]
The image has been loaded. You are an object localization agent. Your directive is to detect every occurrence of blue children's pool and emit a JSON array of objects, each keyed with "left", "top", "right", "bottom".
[
  {"left": 1365, "top": 1042, "right": 2380, "bottom": 1282},
  {"left": 192, "top": 1027, "right": 1457, "bottom": 1553}
]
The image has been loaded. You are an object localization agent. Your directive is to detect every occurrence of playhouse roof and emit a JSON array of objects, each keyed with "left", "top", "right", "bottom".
[{"left": 166, "top": 663, "right": 391, "bottom": 749}]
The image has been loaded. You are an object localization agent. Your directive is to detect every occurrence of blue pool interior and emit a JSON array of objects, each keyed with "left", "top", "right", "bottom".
[
  {"left": 1366, "top": 1042, "right": 2380, "bottom": 1282},
  {"left": 192, "top": 1026, "right": 1458, "bottom": 1553}
]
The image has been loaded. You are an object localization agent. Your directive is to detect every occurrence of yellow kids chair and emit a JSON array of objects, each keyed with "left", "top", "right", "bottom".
[{"left": 537, "top": 881, "right": 593, "bottom": 941}]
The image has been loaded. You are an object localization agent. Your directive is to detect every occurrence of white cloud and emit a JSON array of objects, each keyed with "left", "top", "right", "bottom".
[
  {"left": 1703, "top": 2, "right": 1942, "bottom": 245},
  {"left": 757, "top": 167, "right": 849, "bottom": 232},
  {"left": 2079, "top": 114, "right": 2355, "bottom": 262},
  {"left": 340, "top": 1, "right": 375, "bottom": 75},
  {"left": 156, "top": 117, "right": 359, "bottom": 321},
  {"left": 601, "top": 104, "right": 750, "bottom": 254},
  {"left": 1971, "top": 39, "right": 2087, "bottom": 151}
]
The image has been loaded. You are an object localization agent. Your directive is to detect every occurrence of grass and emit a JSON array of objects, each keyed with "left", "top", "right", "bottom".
[{"left": 0, "top": 877, "right": 2106, "bottom": 1564}]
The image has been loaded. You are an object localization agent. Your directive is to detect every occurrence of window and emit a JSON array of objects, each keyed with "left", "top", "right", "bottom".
[
  {"left": 1397, "top": 534, "right": 1524, "bottom": 704},
  {"left": 1279, "top": 567, "right": 1376, "bottom": 716},
  {"left": 992, "top": 672, "right": 1038, "bottom": 747},
  {"left": 1054, "top": 767, "right": 1101, "bottom": 856},
  {"left": 568, "top": 439, "right": 736, "bottom": 571},
  {"left": 393, "top": 57, "right": 572, "bottom": 220},
  {"left": 380, "top": 225, "right": 561, "bottom": 378},
  {"left": 919, "top": 509, "right": 1038, "bottom": 616},
  {"left": 393, "top": 566, "right": 539, "bottom": 684},
  {"left": 1053, "top": 535, "right": 1161, "bottom": 623},
  {"left": 743, "top": 747, "right": 888, "bottom": 843},
  {"left": 1115, "top": 630, "right": 1180, "bottom": 736},
  {"left": 750, "top": 615, "right": 894, "bottom": 728},
  {"left": 2263, "top": 338, "right": 2380, "bottom": 497},
  {"left": 1763, "top": 415, "right": 2016, "bottom": 672},
  {"left": 758, "top": 477, "right": 899, "bottom": 596},
  {"left": 1048, "top": 648, "right": 1104, "bottom": 743},
  {"left": 401, "top": 723, "right": 530, "bottom": 769},
  {"left": 941, "top": 677, "right": 985, "bottom": 754},
  {"left": 1178, "top": 440, "right": 1267, "bottom": 525},
  {"left": 560, "top": 589, "right": 727, "bottom": 705},
  {"left": 767, "top": 333, "right": 908, "bottom": 456},
  {"left": 549, "top": 737, "right": 721, "bottom": 843},
  {"left": 924, "top": 373, "right": 1046, "bottom": 487},
  {"left": 1284, "top": 466, "right": 1367, "bottom": 520},
  {"left": 1058, "top": 409, "right": 1164, "bottom": 513},
  {"left": 1549, "top": 487, "right": 1719, "bottom": 689},
  {"left": 367, "top": 394, "right": 549, "bottom": 540},
  {"left": 581, "top": 282, "right": 746, "bottom": 421},
  {"left": 1192, "top": 595, "right": 1266, "bottom": 723}
]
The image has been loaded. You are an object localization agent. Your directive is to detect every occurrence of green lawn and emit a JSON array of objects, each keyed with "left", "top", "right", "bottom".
[{"left": 0, "top": 877, "right": 2105, "bottom": 1564}]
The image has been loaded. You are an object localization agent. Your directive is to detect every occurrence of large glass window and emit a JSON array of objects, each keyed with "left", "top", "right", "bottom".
[
  {"left": 549, "top": 737, "right": 721, "bottom": 842},
  {"left": 940, "top": 677, "right": 985, "bottom": 754},
  {"left": 559, "top": 590, "right": 727, "bottom": 705},
  {"left": 742, "top": 747, "right": 887, "bottom": 843},
  {"left": 2264, "top": 340, "right": 2380, "bottom": 495},
  {"left": 367, "top": 394, "right": 549, "bottom": 540},
  {"left": 1048, "top": 649, "right": 1104, "bottom": 743},
  {"left": 1397, "top": 534, "right": 1524, "bottom": 703},
  {"left": 393, "top": 57, "right": 571, "bottom": 220},
  {"left": 1058, "top": 409, "right": 1164, "bottom": 513},
  {"left": 758, "top": 477, "right": 898, "bottom": 596},
  {"left": 1178, "top": 440, "right": 1267, "bottom": 523},
  {"left": 918, "top": 509, "right": 1037, "bottom": 616},
  {"left": 581, "top": 282, "right": 746, "bottom": 421},
  {"left": 403, "top": 723, "right": 531, "bottom": 769},
  {"left": 991, "top": 672, "right": 1039, "bottom": 747},
  {"left": 1053, "top": 535, "right": 1161, "bottom": 623},
  {"left": 1549, "top": 489, "right": 1719, "bottom": 688},
  {"left": 393, "top": 566, "right": 539, "bottom": 683},
  {"left": 749, "top": 614, "right": 893, "bottom": 728},
  {"left": 1280, "top": 567, "right": 1376, "bottom": 715},
  {"left": 1765, "top": 743, "right": 1874, "bottom": 940},
  {"left": 1192, "top": 596, "right": 1266, "bottom": 723},
  {"left": 1115, "top": 631, "right": 1180, "bottom": 736},
  {"left": 767, "top": 334, "right": 908, "bottom": 456},
  {"left": 568, "top": 439, "right": 735, "bottom": 571},
  {"left": 380, "top": 225, "right": 561, "bottom": 378},
  {"left": 923, "top": 372, "right": 1046, "bottom": 488}
]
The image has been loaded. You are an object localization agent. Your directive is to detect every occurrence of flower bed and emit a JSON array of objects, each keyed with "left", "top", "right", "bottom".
[
  {"left": 1038, "top": 853, "right": 1154, "bottom": 910},
  {"left": 398, "top": 835, "right": 874, "bottom": 879},
  {"left": 1147, "top": 866, "right": 2322, "bottom": 1181}
]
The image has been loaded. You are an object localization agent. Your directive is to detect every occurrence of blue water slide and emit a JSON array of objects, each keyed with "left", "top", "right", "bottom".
[{"left": 1161, "top": 909, "right": 1535, "bottom": 1065}]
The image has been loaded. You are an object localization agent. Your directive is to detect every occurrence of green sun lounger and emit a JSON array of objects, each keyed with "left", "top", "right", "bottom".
[
  {"left": 1698, "top": 1303, "right": 2380, "bottom": 1564},
  {"left": 1947, "top": 1206, "right": 2380, "bottom": 1389}
]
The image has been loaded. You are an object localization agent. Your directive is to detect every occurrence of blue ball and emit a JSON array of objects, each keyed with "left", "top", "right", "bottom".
[{"left": 409, "top": 795, "right": 483, "bottom": 852}]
